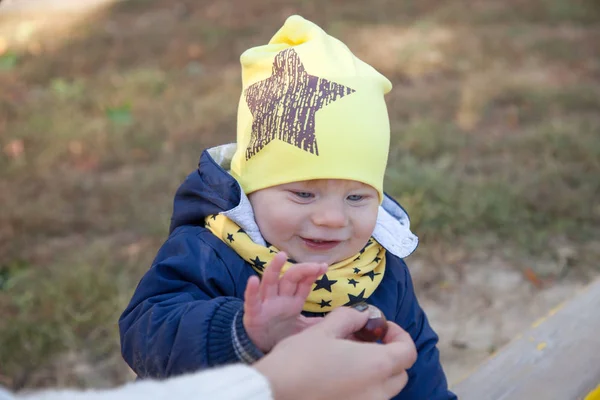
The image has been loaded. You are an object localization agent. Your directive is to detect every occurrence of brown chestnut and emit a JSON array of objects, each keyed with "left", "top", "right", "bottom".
[{"left": 351, "top": 302, "right": 388, "bottom": 342}]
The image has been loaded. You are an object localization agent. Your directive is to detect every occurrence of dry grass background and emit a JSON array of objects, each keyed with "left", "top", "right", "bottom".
[{"left": 0, "top": 0, "right": 599, "bottom": 390}]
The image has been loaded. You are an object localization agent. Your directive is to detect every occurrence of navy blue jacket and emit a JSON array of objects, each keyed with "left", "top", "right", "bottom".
[{"left": 119, "top": 148, "right": 456, "bottom": 399}]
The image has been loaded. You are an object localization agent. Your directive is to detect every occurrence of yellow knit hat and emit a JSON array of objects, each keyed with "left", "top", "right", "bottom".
[{"left": 230, "top": 15, "right": 392, "bottom": 201}]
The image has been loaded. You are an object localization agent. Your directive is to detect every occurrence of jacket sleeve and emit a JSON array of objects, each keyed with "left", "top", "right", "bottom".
[
  {"left": 118, "top": 229, "right": 263, "bottom": 379},
  {"left": 392, "top": 260, "right": 457, "bottom": 400}
]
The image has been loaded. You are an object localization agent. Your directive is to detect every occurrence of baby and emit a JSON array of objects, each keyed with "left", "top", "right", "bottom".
[{"left": 119, "top": 15, "right": 456, "bottom": 399}]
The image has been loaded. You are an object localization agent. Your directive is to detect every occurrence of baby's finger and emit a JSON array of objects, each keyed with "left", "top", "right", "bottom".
[
  {"left": 293, "top": 272, "right": 320, "bottom": 300},
  {"left": 244, "top": 275, "right": 262, "bottom": 317},
  {"left": 260, "top": 252, "right": 287, "bottom": 300},
  {"left": 278, "top": 275, "right": 297, "bottom": 297},
  {"left": 280, "top": 263, "right": 323, "bottom": 296},
  {"left": 279, "top": 263, "right": 327, "bottom": 297},
  {"left": 292, "top": 275, "right": 314, "bottom": 300},
  {"left": 293, "top": 264, "right": 328, "bottom": 299}
]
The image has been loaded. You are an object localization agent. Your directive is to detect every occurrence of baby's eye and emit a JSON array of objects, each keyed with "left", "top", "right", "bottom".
[
  {"left": 347, "top": 194, "right": 364, "bottom": 201},
  {"left": 294, "top": 191, "right": 314, "bottom": 199}
]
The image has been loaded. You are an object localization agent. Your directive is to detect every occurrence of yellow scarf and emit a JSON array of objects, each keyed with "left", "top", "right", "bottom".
[{"left": 205, "top": 214, "right": 386, "bottom": 313}]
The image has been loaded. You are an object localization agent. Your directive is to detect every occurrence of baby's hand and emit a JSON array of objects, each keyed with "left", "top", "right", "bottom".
[{"left": 243, "top": 252, "right": 327, "bottom": 353}]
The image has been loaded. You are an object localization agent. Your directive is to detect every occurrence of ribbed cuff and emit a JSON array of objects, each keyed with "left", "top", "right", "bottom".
[
  {"left": 207, "top": 299, "right": 264, "bottom": 366},
  {"left": 233, "top": 309, "right": 264, "bottom": 364}
]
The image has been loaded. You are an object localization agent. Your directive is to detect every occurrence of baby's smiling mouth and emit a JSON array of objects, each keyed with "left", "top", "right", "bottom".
[{"left": 301, "top": 237, "right": 342, "bottom": 251}]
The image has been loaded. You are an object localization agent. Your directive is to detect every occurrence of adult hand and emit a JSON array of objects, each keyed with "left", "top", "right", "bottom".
[
  {"left": 244, "top": 252, "right": 327, "bottom": 352},
  {"left": 254, "top": 306, "right": 417, "bottom": 400}
]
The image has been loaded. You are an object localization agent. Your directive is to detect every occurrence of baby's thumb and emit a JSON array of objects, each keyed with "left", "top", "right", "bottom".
[{"left": 315, "top": 306, "right": 370, "bottom": 339}]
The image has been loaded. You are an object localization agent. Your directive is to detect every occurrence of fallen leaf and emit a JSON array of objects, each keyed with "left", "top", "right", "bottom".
[
  {"left": 72, "top": 155, "right": 100, "bottom": 172},
  {"left": 187, "top": 43, "right": 204, "bottom": 59},
  {"left": 523, "top": 267, "right": 544, "bottom": 289},
  {"left": 68, "top": 141, "right": 84, "bottom": 156},
  {"left": 3, "top": 139, "right": 24, "bottom": 158}
]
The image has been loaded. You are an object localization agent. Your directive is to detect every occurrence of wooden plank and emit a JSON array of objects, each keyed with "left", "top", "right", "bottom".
[
  {"left": 585, "top": 384, "right": 600, "bottom": 400},
  {"left": 452, "top": 278, "right": 600, "bottom": 400}
]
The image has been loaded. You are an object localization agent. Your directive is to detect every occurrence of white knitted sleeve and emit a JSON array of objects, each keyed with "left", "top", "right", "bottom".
[{"left": 12, "top": 365, "right": 273, "bottom": 400}]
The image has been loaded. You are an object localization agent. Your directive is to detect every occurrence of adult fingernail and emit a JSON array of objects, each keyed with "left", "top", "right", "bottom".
[{"left": 350, "top": 301, "right": 369, "bottom": 312}]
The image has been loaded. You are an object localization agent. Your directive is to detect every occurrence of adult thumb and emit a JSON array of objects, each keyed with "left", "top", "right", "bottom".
[{"left": 315, "top": 306, "right": 370, "bottom": 338}]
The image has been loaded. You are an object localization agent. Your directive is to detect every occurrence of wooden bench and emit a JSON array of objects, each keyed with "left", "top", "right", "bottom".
[{"left": 452, "top": 278, "right": 600, "bottom": 400}]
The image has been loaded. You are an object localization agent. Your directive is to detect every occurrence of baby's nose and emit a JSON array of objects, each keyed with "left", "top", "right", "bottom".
[{"left": 311, "top": 206, "right": 348, "bottom": 228}]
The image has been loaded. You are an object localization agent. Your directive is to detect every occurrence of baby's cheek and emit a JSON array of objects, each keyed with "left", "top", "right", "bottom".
[
  {"left": 260, "top": 216, "right": 296, "bottom": 248},
  {"left": 363, "top": 210, "right": 378, "bottom": 236},
  {"left": 357, "top": 220, "right": 377, "bottom": 242}
]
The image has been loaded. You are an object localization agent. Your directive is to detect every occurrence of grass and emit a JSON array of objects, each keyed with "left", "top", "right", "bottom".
[
  {"left": 0, "top": 235, "right": 157, "bottom": 388},
  {"left": 0, "top": 0, "right": 599, "bottom": 390},
  {"left": 385, "top": 84, "right": 600, "bottom": 253}
]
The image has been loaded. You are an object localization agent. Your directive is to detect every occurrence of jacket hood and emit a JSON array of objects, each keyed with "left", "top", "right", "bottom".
[{"left": 169, "top": 145, "right": 241, "bottom": 233}]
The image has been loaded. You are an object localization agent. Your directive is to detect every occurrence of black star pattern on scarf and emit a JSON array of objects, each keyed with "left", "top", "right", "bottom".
[
  {"left": 250, "top": 256, "right": 267, "bottom": 271},
  {"left": 244, "top": 48, "right": 356, "bottom": 159},
  {"left": 227, "top": 233, "right": 235, "bottom": 243},
  {"left": 237, "top": 228, "right": 246, "bottom": 234},
  {"left": 360, "top": 239, "right": 374, "bottom": 254},
  {"left": 344, "top": 289, "right": 366, "bottom": 306},
  {"left": 348, "top": 278, "right": 359, "bottom": 288},
  {"left": 353, "top": 267, "right": 361, "bottom": 274},
  {"left": 373, "top": 256, "right": 382, "bottom": 263},
  {"left": 354, "top": 256, "right": 361, "bottom": 261},
  {"left": 269, "top": 249, "right": 277, "bottom": 253},
  {"left": 318, "top": 299, "right": 332, "bottom": 308},
  {"left": 364, "top": 270, "right": 382, "bottom": 281},
  {"left": 313, "top": 274, "right": 338, "bottom": 293},
  {"left": 205, "top": 221, "right": 211, "bottom": 228},
  {"left": 210, "top": 215, "right": 218, "bottom": 220}
]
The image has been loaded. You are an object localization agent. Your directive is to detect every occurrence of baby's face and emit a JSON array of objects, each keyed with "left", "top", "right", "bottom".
[{"left": 248, "top": 179, "right": 379, "bottom": 265}]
